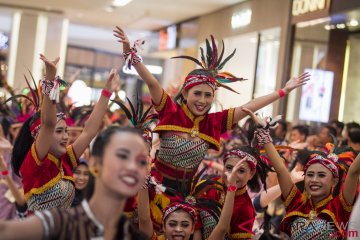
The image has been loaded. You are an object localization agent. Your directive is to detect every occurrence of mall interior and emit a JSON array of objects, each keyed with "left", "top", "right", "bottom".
[
  {"left": 0, "top": 0, "right": 359, "bottom": 126},
  {"left": 2, "top": 1, "right": 360, "bottom": 239}
]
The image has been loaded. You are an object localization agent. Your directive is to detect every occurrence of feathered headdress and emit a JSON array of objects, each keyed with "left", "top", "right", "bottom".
[
  {"left": 66, "top": 105, "right": 93, "bottom": 129},
  {"left": 162, "top": 166, "right": 223, "bottom": 238},
  {"left": 111, "top": 96, "right": 158, "bottom": 146},
  {"left": 3, "top": 71, "right": 67, "bottom": 138},
  {"left": 172, "top": 35, "right": 245, "bottom": 93}
]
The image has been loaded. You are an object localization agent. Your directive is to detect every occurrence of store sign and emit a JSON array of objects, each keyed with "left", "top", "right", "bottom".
[{"left": 292, "top": 0, "right": 330, "bottom": 23}]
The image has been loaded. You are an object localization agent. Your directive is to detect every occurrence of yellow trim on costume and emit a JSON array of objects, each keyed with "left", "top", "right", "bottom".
[
  {"left": 236, "top": 185, "right": 247, "bottom": 196},
  {"left": 181, "top": 104, "right": 195, "bottom": 121},
  {"left": 48, "top": 154, "right": 60, "bottom": 166},
  {"left": 227, "top": 108, "right": 235, "bottom": 130},
  {"left": 284, "top": 185, "right": 297, "bottom": 208},
  {"left": 66, "top": 145, "right": 78, "bottom": 168},
  {"left": 154, "top": 90, "right": 167, "bottom": 112},
  {"left": 31, "top": 144, "right": 42, "bottom": 166},
  {"left": 24, "top": 173, "right": 62, "bottom": 201},
  {"left": 315, "top": 194, "right": 332, "bottom": 209},
  {"left": 339, "top": 191, "right": 353, "bottom": 212},
  {"left": 154, "top": 125, "right": 220, "bottom": 149},
  {"left": 63, "top": 176, "right": 74, "bottom": 182},
  {"left": 229, "top": 232, "right": 253, "bottom": 239}
]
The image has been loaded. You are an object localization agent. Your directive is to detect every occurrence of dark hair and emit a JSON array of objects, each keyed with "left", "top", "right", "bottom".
[
  {"left": 230, "top": 146, "right": 272, "bottom": 193},
  {"left": 349, "top": 128, "right": 360, "bottom": 144},
  {"left": 324, "top": 125, "right": 337, "bottom": 140},
  {"left": 174, "top": 69, "right": 214, "bottom": 106},
  {"left": 330, "top": 120, "right": 344, "bottom": 132},
  {"left": 292, "top": 125, "right": 309, "bottom": 139},
  {"left": 11, "top": 113, "right": 39, "bottom": 176},
  {"left": 277, "top": 120, "right": 288, "bottom": 133},
  {"left": 91, "top": 126, "right": 143, "bottom": 159},
  {"left": 346, "top": 122, "right": 360, "bottom": 132}
]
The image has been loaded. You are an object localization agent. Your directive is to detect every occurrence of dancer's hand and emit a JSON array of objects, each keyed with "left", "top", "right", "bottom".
[
  {"left": 282, "top": 72, "right": 310, "bottom": 94},
  {"left": 0, "top": 137, "right": 12, "bottom": 151},
  {"left": 40, "top": 54, "right": 59, "bottom": 80},
  {"left": 241, "top": 107, "right": 260, "bottom": 125},
  {"left": 225, "top": 158, "right": 247, "bottom": 186},
  {"left": 104, "top": 69, "right": 120, "bottom": 93},
  {"left": 113, "top": 26, "right": 131, "bottom": 53},
  {"left": 290, "top": 168, "right": 304, "bottom": 183}
]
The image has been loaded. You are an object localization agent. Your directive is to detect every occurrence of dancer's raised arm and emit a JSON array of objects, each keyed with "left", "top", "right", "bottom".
[
  {"left": 233, "top": 72, "right": 310, "bottom": 123},
  {"left": 113, "top": 26, "right": 163, "bottom": 104},
  {"left": 242, "top": 107, "right": 293, "bottom": 198}
]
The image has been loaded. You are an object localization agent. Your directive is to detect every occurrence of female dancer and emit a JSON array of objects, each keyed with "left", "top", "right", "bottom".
[
  {"left": 10, "top": 54, "right": 119, "bottom": 211},
  {"left": 113, "top": 26, "right": 309, "bottom": 233},
  {"left": 0, "top": 126, "right": 150, "bottom": 239},
  {"left": 202, "top": 146, "right": 270, "bottom": 239},
  {"left": 113, "top": 26, "right": 309, "bottom": 187},
  {"left": 243, "top": 108, "right": 359, "bottom": 239}
]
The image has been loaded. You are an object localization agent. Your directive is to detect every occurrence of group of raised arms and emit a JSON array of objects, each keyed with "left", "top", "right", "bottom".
[{"left": 0, "top": 25, "right": 359, "bottom": 240}]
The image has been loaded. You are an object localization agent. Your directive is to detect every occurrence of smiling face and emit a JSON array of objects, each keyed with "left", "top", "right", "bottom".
[
  {"left": 49, "top": 120, "right": 68, "bottom": 157},
  {"left": 224, "top": 157, "right": 255, "bottom": 188},
  {"left": 163, "top": 210, "right": 195, "bottom": 240},
  {"left": 95, "top": 131, "right": 149, "bottom": 198},
  {"left": 183, "top": 84, "right": 214, "bottom": 116},
  {"left": 73, "top": 164, "right": 90, "bottom": 190},
  {"left": 304, "top": 163, "right": 337, "bottom": 203}
]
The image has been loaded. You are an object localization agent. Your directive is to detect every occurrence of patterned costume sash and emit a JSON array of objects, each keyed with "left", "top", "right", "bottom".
[
  {"left": 27, "top": 179, "right": 75, "bottom": 211},
  {"left": 155, "top": 134, "right": 208, "bottom": 179},
  {"left": 291, "top": 217, "right": 338, "bottom": 240}
]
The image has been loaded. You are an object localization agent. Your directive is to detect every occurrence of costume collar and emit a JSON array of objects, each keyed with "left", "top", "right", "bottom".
[
  {"left": 236, "top": 184, "right": 247, "bottom": 196},
  {"left": 181, "top": 104, "right": 204, "bottom": 123}
]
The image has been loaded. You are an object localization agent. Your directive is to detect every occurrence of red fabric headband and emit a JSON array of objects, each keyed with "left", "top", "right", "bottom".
[
  {"left": 223, "top": 149, "right": 257, "bottom": 171},
  {"left": 184, "top": 74, "right": 217, "bottom": 91},
  {"left": 163, "top": 202, "right": 197, "bottom": 223},
  {"left": 304, "top": 154, "right": 339, "bottom": 178},
  {"left": 30, "top": 112, "right": 66, "bottom": 138}
]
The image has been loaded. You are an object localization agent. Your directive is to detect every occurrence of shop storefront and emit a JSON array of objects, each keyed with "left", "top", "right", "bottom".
[{"left": 287, "top": 0, "right": 360, "bottom": 124}]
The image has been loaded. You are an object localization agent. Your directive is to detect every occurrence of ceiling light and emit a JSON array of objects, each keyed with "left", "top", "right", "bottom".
[
  {"left": 349, "top": 19, "right": 359, "bottom": 27},
  {"left": 112, "top": 0, "right": 133, "bottom": 7},
  {"left": 324, "top": 25, "right": 331, "bottom": 30},
  {"left": 336, "top": 23, "right": 346, "bottom": 29}
]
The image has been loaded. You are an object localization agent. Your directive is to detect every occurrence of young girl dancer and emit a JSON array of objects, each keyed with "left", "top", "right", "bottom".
[{"left": 10, "top": 54, "right": 119, "bottom": 211}]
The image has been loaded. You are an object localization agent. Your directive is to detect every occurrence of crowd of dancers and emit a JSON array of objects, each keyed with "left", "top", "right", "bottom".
[{"left": 0, "top": 26, "right": 359, "bottom": 240}]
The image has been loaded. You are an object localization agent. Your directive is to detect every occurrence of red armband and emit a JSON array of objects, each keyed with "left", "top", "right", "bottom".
[{"left": 101, "top": 89, "right": 112, "bottom": 99}]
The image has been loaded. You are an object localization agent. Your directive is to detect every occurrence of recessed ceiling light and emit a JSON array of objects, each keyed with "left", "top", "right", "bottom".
[
  {"left": 349, "top": 19, "right": 359, "bottom": 27},
  {"left": 336, "top": 23, "right": 346, "bottom": 29},
  {"left": 112, "top": 0, "right": 132, "bottom": 7}
]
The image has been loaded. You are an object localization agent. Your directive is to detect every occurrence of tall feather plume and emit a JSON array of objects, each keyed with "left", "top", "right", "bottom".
[
  {"left": 111, "top": 97, "right": 155, "bottom": 130},
  {"left": 172, "top": 35, "right": 246, "bottom": 93}
]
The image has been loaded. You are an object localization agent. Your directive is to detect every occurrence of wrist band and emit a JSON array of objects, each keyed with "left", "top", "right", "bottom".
[
  {"left": 207, "top": 161, "right": 214, "bottom": 168},
  {"left": 278, "top": 89, "right": 285, "bottom": 98},
  {"left": 101, "top": 89, "right": 112, "bottom": 99},
  {"left": 0, "top": 170, "right": 9, "bottom": 176},
  {"left": 227, "top": 185, "right": 237, "bottom": 192}
]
